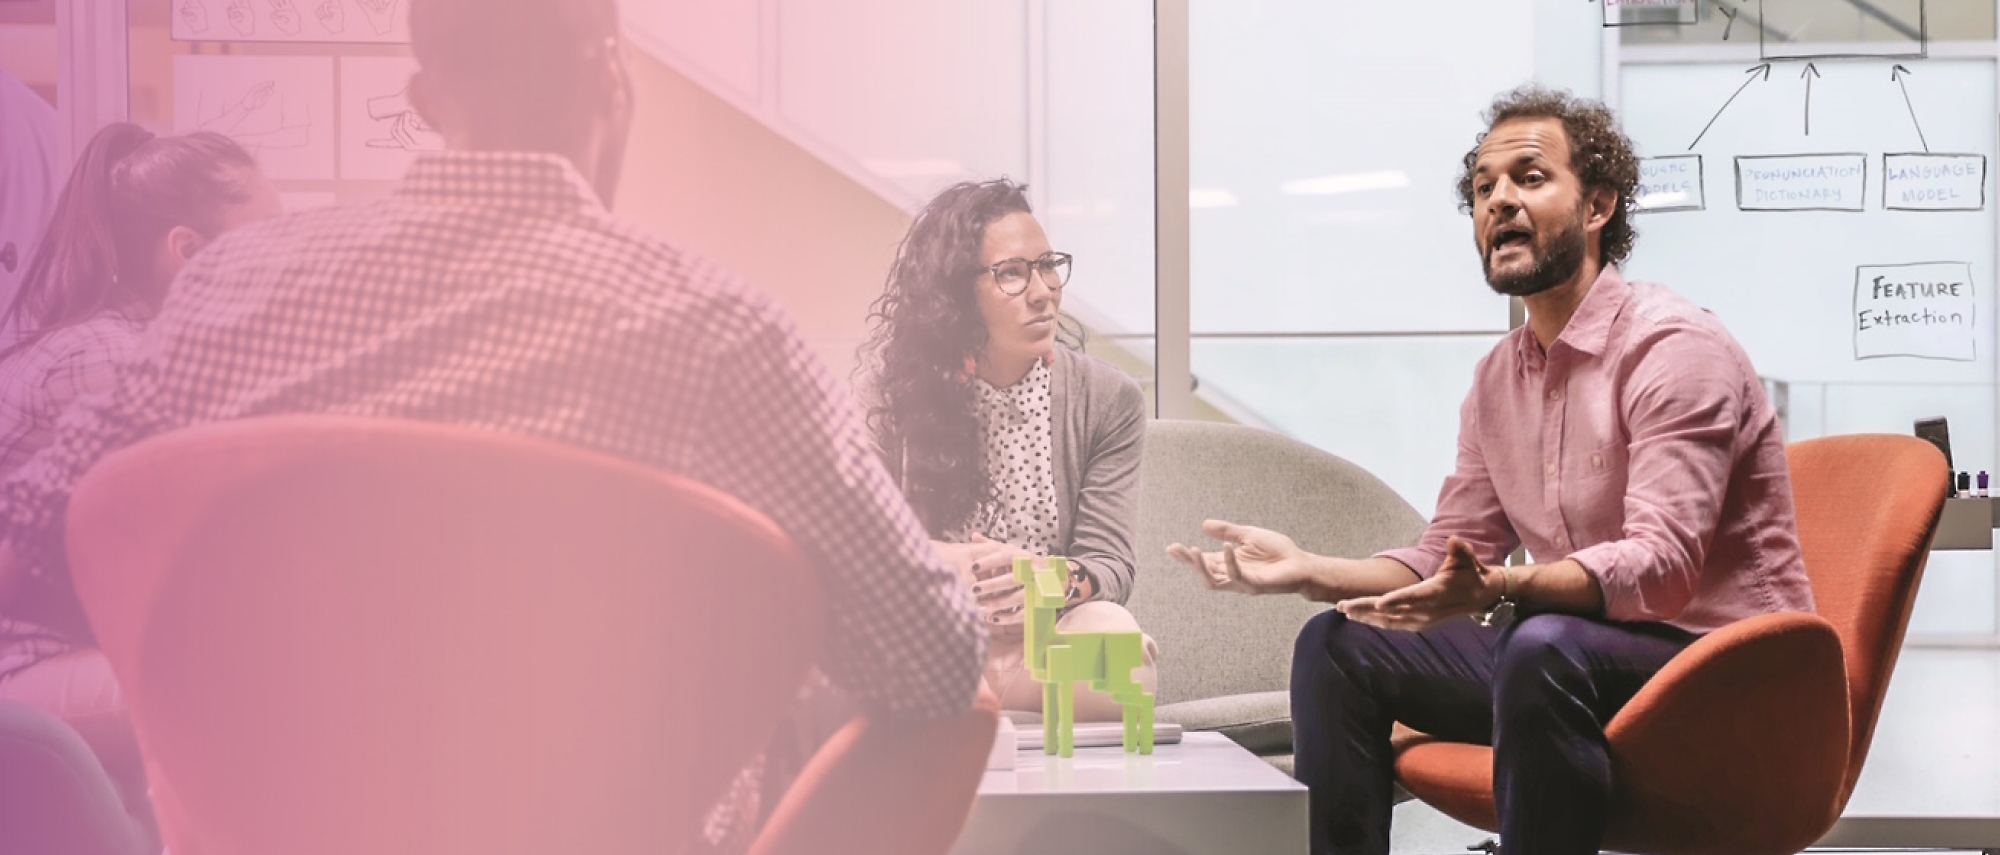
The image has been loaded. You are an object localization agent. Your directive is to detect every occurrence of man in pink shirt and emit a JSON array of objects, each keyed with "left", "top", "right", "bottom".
[{"left": 1169, "top": 86, "right": 1813, "bottom": 855}]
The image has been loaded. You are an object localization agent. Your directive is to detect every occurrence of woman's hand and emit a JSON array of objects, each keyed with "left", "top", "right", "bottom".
[
  {"left": 933, "top": 535, "right": 1016, "bottom": 588},
  {"left": 965, "top": 535, "right": 1038, "bottom": 627}
]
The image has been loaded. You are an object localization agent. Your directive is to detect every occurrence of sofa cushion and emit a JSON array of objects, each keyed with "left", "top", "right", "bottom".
[{"left": 1131, "top": 421, "right": 1427, "bottom": 707}]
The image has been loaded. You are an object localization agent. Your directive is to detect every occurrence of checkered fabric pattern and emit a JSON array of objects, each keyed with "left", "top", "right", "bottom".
[
  {"left": 0, "top": 152, "right": 987, "bottom": 851},
  {"left": 0, "top": 311, "right": 146, "bottom": 678},
  {"left": 0, "top": 312, "right": 144, "bottom": 482}
]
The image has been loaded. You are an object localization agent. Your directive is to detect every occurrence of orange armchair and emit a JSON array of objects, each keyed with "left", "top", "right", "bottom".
[
  {"left": 1394, "top": 434, "right": 1947, "bottom": 855},
  {"left": 65, "top": 416, "right": 993, "bottom": 855}
]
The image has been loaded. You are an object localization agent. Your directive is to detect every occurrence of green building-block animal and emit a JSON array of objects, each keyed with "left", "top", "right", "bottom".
[{"left": 1012, "top": 556, "right": 1154, "bottom": 757}]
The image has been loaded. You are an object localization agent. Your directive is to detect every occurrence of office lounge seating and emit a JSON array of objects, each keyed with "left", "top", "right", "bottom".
[
  {"left": 66, "top": 416, "right": 994, "bottom": 855},
  {"left": 1393, "top": 434, "right": 1948, "bottom": 855},
  {"left": 1128, "top": 420, "right": 1428, "bottom": 772}
]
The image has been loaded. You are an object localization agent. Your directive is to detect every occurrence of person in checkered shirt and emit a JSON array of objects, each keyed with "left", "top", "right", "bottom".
[{"left": 0, "top": 0, "right": 987, "bottom": 851}]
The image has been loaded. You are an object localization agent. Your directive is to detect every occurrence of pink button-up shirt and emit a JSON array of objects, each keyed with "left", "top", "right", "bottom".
[{"left": 1379, "top": 267, "right": 1814, "bottom": 633}]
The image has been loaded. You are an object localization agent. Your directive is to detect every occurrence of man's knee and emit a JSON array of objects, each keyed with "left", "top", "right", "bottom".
[
  {"left": 1494, "top": 615, "right": 1595, "bottom": 710},
  {"left": 1295, "top": 608, "right": 1384, "bottom": 681},
  {"left": 1294, "top": 609, "right": 1341, "bottom": 669}
]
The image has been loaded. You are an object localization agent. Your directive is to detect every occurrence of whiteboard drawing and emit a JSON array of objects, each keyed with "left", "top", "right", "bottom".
[
  {"left": 174, "top": 56, "right": 336, "bottom": 180},
  {"left": 1600, "top": 0, "right": 1698, "bottom": 29},
  {"left": 340, "top": 57, "right": 440, "bottom": 180},
  {"left": 226, "top": 0, "right": 254, "bottom": 37},
  {"left": 178, "top": 0, "right": 210, "bottom": 34},
  {"left": 170, "top": 0, "right": 409, "bottom": 44},
  {"left": 1759, "top": 0, "right": 1927, "bottom": 61},
  {"left": 196, "top": 80, "right": 313, "bottom": 152},
  {"left": 366, "top": 87, "right": 443, "bottom": 153},
  {"left": 355, "top": 0, "right": 399, "bottom": 35},
  {"left": 1854, "top": 262, "right": 1976, "bottom": 362},
  {"left": 315, "top": 0, "right": 344, "bottom": 34},
  {"left": 268, "top": 0, "right": 303, "bottom": 36}
]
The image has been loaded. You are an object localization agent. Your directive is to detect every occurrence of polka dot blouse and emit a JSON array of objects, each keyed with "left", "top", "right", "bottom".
[{"left": 953, "top": 358, "right": 1062, "bottom": 556}]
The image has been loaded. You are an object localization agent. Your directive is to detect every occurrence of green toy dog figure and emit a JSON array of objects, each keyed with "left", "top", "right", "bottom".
[{"left": 1012, "top": 556, "right": 1155, "bottom": 757}]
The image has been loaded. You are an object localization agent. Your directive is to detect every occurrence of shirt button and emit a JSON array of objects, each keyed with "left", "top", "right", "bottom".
[
  {"left": 1548, "top": 388, "right": 1563, "bottom": 402},
  {"left": 1545, "top": 461, "right": 1558, "bottom": 475},
  {"left": 1590, "top": 453, "right": 1604, "bottom": 468},
  {"left": 1556, "top": 535, "right": 1570, "bottom": 549}
]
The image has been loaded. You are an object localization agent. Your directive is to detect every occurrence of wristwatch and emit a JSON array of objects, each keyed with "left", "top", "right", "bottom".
[
  {"left": 1473, "top": 566, "right": 1517, "bottom": 627},
  {"left": 1065, "top": 564, "right": 1091, "bottom": 602}
]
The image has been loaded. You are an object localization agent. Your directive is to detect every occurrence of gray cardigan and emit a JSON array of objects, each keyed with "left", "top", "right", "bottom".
[{"left": 870, "top": 346, "right": 1147, "bottom": 605}]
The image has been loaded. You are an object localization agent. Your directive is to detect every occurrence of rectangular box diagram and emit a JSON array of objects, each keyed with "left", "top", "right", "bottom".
[
  {"left": 1854, "top": 261, "right": 1976, "bottom": 361},
  {"left": 1735, "top": 153, "right": 1867, "bottom": 212},
  {"left": 1603, "top": 0, "right": 1699, "bottom": 27},
  {"left": 1883, "top": 153, "right": 1987, "bottom": 212},
  {"left": 1636, "top": 155, "right": 1705, "bottom": 212},
  {"left": 1760, "top": 0, "right": 1926, "bottom": 60}
]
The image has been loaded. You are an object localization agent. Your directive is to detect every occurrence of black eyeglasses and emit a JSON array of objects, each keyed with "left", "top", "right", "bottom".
[{"left": 978, "top": 252, "right": 1072, "bottom": 297}]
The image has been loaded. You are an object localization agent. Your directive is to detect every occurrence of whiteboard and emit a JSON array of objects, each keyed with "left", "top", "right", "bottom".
[{"left": 1619, "top": 59, "right": 1997, "bottom": 398}]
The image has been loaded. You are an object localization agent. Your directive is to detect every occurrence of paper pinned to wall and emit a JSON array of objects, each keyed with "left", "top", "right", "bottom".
[
  {"left": 171, "top": 0, "right": 411, "bottom": 45},
  {"left": 174, "top": 55, "right": 337, "bottom": 181},
  {"left": 339, "top": 57, "right": 441, "bottom": 181}
]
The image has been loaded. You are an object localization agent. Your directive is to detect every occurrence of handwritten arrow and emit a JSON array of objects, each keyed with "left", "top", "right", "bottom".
[
  {"left": 1892, "top": 64, "right": 1930, "bottom": 153},
  {"left": 1717, "top": 2, "right": 1739, "bottom": 40},
  {"left": 1687, "top": 63, "right": 1771, "bottom": 151},
  {"left": 1801, "top": 62, "right": 1820, "bottom": 135}
]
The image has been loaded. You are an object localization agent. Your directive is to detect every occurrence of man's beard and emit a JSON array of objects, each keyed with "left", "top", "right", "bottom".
[{"left": 1483, "top": 208, "right": 1588, "bottom": 298}]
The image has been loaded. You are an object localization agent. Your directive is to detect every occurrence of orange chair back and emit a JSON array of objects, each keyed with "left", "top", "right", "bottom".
[
  {"left": 1785, "top": 434, "right": 1947, "bottom": 805},
  {"left": 748, "top": 688, "right": 1000, "bottom": 855},
  {"left": 67, "top": 416, "right": 822, "bottom": 855}
]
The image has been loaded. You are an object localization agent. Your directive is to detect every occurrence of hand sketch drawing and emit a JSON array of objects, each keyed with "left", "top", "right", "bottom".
[
  {"left": 267, "top": 0, "right": 302, "bottom": 36},
  {"left": 338, "top": 56, "right": 425, "bottom": 179},
  {"left": 196, "top": 79, "right": 313, "bottom": 154},
  {"left": 170, "top": 0, "right": 408, "bottom": 43},
  {"left": 365, "top": 87, "right": 444, "bottom": 153},
  {"left": 176, "top": 55, "right": 335, "bottom": 179},
  {"left": 314, "top": 0, "right": 345, "bottom": 34},
  {"left": 356, "top": 0, "right": 400, "bottom": 36},
  {"left": 225, "top": 0, "right": 255, "bottom": 37},
  {"left": 178, "top": 0, "right": 210, "bottom": 34}
]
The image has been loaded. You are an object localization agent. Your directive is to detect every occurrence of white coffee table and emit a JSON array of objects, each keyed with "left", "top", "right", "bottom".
[{"left": 948, "top": 732, "right": 1309, "bottom": 855}]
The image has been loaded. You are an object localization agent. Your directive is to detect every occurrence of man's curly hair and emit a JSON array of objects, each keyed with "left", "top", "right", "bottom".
[{"left": 1455, "top": 85, "right": 1641, "bottom": 268}]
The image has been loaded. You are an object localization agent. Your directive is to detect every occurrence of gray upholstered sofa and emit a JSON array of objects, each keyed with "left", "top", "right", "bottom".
[{"left": 1125, "top": 420, "right": 1426, "bottom": 772}]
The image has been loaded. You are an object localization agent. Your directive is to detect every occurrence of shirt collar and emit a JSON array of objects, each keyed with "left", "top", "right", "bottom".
[
  {"left": 393, "top": 151, "right": 604, "bottom": 213},
  {"left": 1511, "top": 265, "right": 1631, "bottom": 367},
  {"left": 975, "top": 357, "right": 1052, "bottom": 404}
]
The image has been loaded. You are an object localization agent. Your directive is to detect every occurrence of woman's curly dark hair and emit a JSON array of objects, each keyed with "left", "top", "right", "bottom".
[
  {"left": 1455, "top": 85, "right": 1641, "bottom": 268},
  {"left": 859, "top": 178, "right": 1060, "bottom": 536}
]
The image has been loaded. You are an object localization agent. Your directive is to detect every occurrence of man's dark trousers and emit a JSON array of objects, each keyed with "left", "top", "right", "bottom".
[{"left": 1291, "top": 609, "right": 1695, "bottom": 855}]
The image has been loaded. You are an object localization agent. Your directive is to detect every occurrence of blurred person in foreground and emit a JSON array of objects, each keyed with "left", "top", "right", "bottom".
[{"left": 0, "top": 1, "right": 985, "bottom": 852}]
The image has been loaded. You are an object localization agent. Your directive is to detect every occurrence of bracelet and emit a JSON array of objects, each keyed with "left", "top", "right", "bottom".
[{"left": 1474, "top": 566, "right": 1516, "bottom": 627}]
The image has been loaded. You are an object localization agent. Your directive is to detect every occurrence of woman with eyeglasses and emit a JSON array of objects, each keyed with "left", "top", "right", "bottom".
[{"left": 859, "top": 178, "right": 1156, "bottom": 717}]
